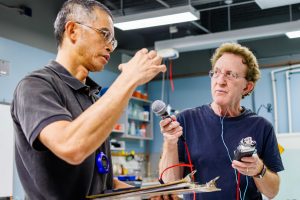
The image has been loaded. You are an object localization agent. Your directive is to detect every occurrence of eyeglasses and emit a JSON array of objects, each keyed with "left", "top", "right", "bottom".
[
  {"left": 208, "top": 69, "right": 245, "bottom": 80},
  {"left": 75, "top": 22, "right": 118, "bottom": 51}
]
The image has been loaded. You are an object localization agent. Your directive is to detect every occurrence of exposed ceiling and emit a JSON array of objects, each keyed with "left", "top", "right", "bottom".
[
  {"left": 1, "top": 0, "right": 300, "bottom": 77},
  {"left": 108, "top": 0, "right": 300, "bottom": 49}
]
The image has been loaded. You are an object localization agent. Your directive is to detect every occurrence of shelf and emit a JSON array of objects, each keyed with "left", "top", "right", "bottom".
[
  {"left": 112, "top": 129, "right": 125, "bottom": 133},
  {"left": 111, "top": 95, "right": 153, "bottom": 141},
  {"left": 122, "top": 134, "right": 153, "bottom": 140},
  {"left": 130, "top": 97, "right": 152, "bottom": 104},
  {"left": 111, "top": 132, "right": 152, "bottom": 140},
  {"left": 128, "top": 117, "right": 150, "bottom": 123}
]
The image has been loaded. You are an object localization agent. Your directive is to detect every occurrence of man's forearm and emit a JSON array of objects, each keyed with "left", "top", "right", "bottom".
[
  {"left": 64, "top": 73, "right": 137, "bottom": 156},
  {"left": 40, "top": 73, "right": 137, "bottom": 164},
  {"left": 159, "top": 142, "right": 181, "bottom": 182},
  {"left": 254, "top": 169, "right": 280, "bottom": 199}
]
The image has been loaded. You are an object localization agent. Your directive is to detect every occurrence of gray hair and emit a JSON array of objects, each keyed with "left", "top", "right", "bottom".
[{"left": 54, "top": 0, "right": 112, "bottom": 47}]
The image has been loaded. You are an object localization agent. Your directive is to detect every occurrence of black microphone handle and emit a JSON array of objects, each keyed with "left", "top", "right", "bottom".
[{"left": 161, "top": 113, "right": 171, "bottom": 119}]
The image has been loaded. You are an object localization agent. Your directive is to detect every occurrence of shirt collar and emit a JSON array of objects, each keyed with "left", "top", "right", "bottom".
[{"left": 45, "top": 60, "right": 101, "bottom": 95}]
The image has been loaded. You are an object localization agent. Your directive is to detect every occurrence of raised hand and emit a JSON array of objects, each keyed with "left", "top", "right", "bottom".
[{"left": 118, "top": 48, "right": 166, "bottom": 86}]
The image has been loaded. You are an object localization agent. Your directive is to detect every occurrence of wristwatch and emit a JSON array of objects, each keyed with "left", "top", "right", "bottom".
[{"left": 253, "top": 164, "right": 267, "bottom": 178}]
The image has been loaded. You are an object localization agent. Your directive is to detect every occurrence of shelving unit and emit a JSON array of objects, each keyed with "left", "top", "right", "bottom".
[{"left": 111, "top": 97, "right": 153, "bottom": 141}]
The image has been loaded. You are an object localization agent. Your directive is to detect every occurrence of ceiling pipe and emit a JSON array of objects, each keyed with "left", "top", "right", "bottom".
[
  {"left": 191, "top": 21, "right": 211, "bottom": 33},
  {"left": 285, "top": 68, "right": 300, "bottom": 133},
  {"left": 155, "top": 0, "right": 170, "bottom": 8},
  {"left": 102, "top": 0, "right": 118, "bottom": 10},
  {"left": 271, "top": 64, "right": 300, "bottom": 133},
  {"left": 155, "top": 20, "right": 300, "bottom": 52},
  {"left": 196, "top": 0, "right": 255, "bottom": 12}
]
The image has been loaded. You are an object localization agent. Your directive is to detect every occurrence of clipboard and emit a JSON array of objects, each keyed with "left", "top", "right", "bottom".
[{"left": 86, "top": 171, "right": 221, "bottom": 200}]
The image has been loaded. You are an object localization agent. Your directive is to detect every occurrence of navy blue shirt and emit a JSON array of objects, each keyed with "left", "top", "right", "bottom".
[
  {"left": 177, "top": 105, "right": 284, "bottom": 200},
  {"left": 11, "top": 61, "right": 113, "bottom": 200}
]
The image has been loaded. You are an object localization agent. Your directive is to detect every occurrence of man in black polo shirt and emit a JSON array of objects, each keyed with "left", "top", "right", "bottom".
[{"left": 11, "top": 0, "right": 166, "bottom": 199}]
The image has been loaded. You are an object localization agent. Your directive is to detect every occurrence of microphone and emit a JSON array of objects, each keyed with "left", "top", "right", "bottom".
[
  {"left": 151, "top": 100, "right": 185, "bottom": 141},
  {"left": 151, "top": 100, "right": 170, "bottom": 119}
]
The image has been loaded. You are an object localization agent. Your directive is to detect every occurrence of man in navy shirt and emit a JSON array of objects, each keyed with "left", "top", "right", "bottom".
[
  {"left": 159, "top": 43, "right": 284, "bottom": 200},
  {"left": 11, "top": 0, "right": 166, "bottom": 199}
]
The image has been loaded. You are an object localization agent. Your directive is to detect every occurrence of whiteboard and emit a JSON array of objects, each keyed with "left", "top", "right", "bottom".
[{"left": 0, "top": 103, "right": 13, "bottom": 197}]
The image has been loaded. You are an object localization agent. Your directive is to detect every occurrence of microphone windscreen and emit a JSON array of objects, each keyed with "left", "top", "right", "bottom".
[{"left": 151, "top": 100, "right": 167, "bottom": 116}]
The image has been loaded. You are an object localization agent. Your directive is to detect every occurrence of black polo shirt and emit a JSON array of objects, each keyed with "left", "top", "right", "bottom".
[{"left": 11, "top": 60, "right": 113, "bottom": 200}]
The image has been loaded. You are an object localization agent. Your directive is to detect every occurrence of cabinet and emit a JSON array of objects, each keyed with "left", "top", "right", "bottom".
[{"left": 111, "top": 97, "right": 153, "bottom": 140}]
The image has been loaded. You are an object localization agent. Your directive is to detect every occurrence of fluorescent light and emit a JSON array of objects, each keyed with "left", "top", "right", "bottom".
[
  {"left": 114, "top": 5, "right": 199, "bottom": 31},
  {"left": 115, "top": 12, "right": 197, "bottom": 30},
  {"left": 255, "top": 0, "right": 300, "bottom": 9},
  {"left": 157, "top": 48, "right": 179, "bottom": 60},
  {"left": 286, "top": 30, "right": 300, "bottom": 38}
]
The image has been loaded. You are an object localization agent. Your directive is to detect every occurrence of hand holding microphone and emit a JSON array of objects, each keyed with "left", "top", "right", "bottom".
[{"left": 151, "top": 100, "right": 183, "bottom": 145}]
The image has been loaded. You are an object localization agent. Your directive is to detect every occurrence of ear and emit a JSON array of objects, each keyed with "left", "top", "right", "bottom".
[
  {"left": 243, "top": 81, "right": 254, "bottom": 96},
  {"left": 64, "top": 21, "right": 79, "bottom": 44}
]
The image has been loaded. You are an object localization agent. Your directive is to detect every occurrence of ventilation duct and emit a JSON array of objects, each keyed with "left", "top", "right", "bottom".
[{"left": 155, "top": 20, "right": 300, "bottom": 52}]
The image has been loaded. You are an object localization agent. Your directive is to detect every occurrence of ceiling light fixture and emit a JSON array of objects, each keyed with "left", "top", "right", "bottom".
[
  {"left": 286, "top": 30, "right": 300, "bottom": 38},
  {"left": 254, "top": 0, "right": 300, "bottom": 9},
  {"left": 114, "top": 5, "right": 199, "bottom": 31}
]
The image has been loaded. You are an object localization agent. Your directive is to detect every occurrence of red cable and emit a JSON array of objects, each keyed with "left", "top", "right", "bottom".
[
  {"left": 236, "top": 172, "right": 241, "bottom": 200},
  {"left": 159, "top": 139, "right": 195, "bottom": 199},
  {"left": 159, "top": 140, "right": 194, "bottom": 183},
  {"left": 169, "top": 60, "right": 174, "bottom": 91},
  {"left": 184, "top": 141, "right": 194, "bottom": 181},
  {"left": 159, "top": 163, "right": 193, "bottom": 182}
]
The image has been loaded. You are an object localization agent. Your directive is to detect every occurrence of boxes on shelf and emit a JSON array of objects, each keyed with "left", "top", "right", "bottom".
[
  {"left": 132, "top": 90, "right": 148, "bottom": 100},
  {"left": 113, "top": 123, "right": 125, "bottom": 132},
  {"left": 110, "top": 139, "right": 125, "bottom": 151}
]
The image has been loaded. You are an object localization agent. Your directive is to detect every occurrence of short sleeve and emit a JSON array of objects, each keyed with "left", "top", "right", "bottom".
[
  {"left": 12, "top": 76, "right": 72, "bottom": 150},
  {"left": 261, "top": 127, "right": 284, "bottom": 173}
]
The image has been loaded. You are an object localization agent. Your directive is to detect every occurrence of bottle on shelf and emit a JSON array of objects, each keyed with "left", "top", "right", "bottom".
[
  {"left": 142, "top": 111, "right": 149, "bottom": 121},
  {"left": 132, "top": 104, "right": 138, "bottom": 119},
  {"left": 128, "top": 102, "right": 134, "bottom": 119},
  {"left": 139, "top": 123, "right": 146, "bottom": 137},
  {"left": 111, "top": 95, "right": 153, "bottom": 140},
  {"left": 129, "top": 120, "right": 136, "bottom": 136}
]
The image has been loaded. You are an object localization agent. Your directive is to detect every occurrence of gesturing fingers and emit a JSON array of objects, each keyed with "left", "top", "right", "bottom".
[
  {"left": 147, "top": 50, "right": 157, "bottom": 59},
  {"left": 139, "top": 48, "right": 149, "bottom": 55}
]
